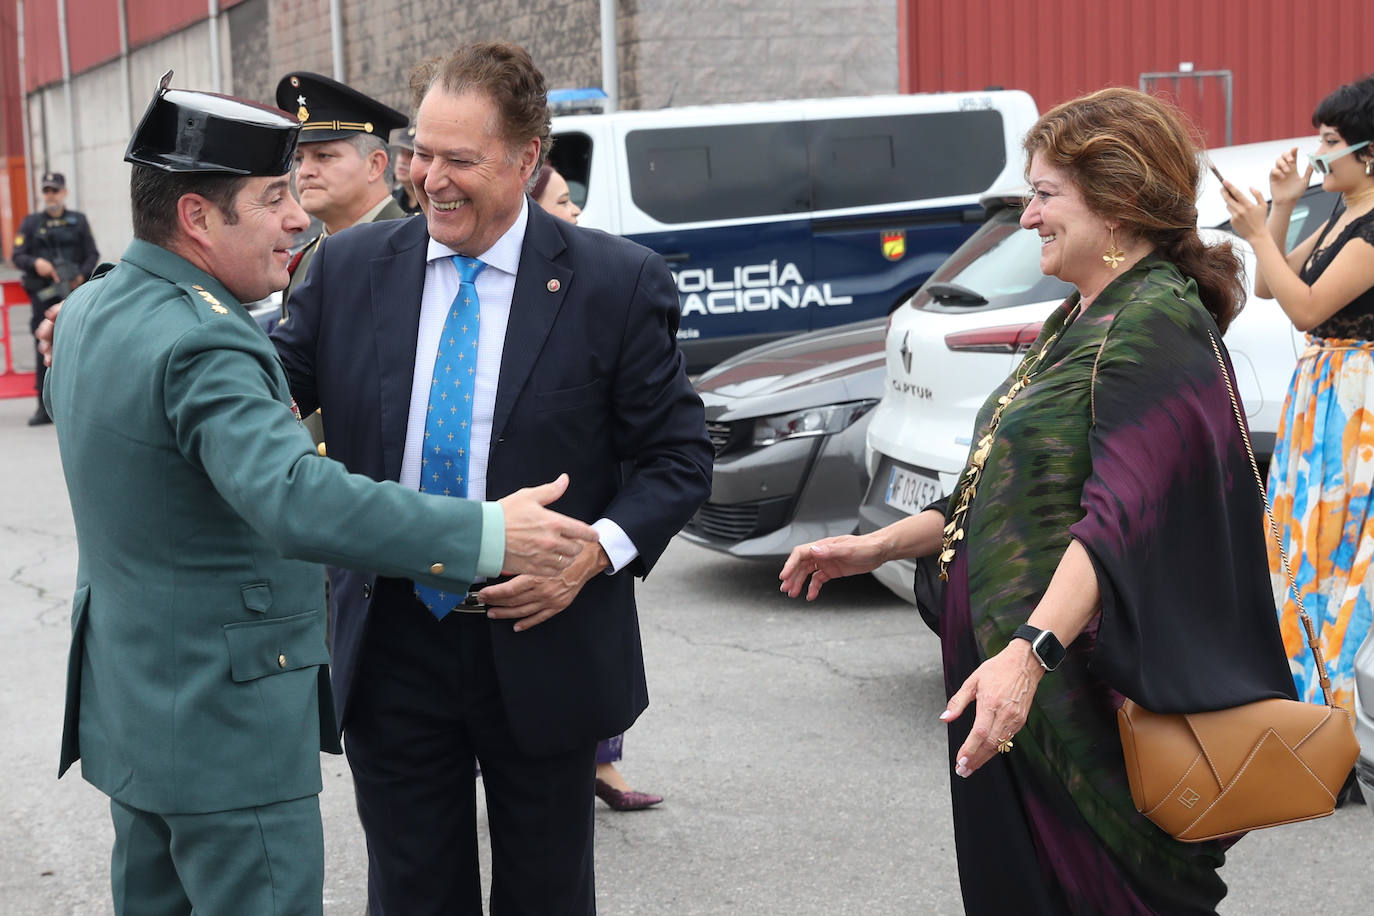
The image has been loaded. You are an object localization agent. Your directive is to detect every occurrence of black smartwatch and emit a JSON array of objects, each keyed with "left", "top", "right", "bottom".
[{"left": 1012, "top": 624, "right": 1066, "bottom": 671}]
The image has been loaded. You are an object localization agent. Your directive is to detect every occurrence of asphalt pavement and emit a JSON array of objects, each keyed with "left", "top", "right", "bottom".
[{"left": 2, "top": 393, "right": 1371, "bottom": 914}]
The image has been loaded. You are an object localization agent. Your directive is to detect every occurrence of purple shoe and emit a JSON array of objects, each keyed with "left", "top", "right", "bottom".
[{"left": 594, "top": 777, "right": 664, "bottom": 811}]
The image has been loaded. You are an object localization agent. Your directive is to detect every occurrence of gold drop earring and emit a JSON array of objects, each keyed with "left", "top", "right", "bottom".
[{"left": 1102, "top": 226, "right": 1126, "bottom": 269}]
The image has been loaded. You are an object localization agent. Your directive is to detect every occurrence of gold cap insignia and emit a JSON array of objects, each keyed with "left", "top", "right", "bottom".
[{"left": 298, "top": 105, "right": 310, "bottom": 122}]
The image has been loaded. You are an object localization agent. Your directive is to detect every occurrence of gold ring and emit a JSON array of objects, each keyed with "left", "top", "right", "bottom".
[{"left": 995, "top": 736, "right": 1014, "bottom": 754}]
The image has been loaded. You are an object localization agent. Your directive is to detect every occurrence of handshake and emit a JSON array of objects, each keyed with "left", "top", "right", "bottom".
[{"left": 494, "top": 472, "right": 601, "bottom": 579}]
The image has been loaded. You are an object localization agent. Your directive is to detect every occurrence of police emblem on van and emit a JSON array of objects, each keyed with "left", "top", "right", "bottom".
[{"left": 881, "top": 231, "right": 906, "bottom": 262}]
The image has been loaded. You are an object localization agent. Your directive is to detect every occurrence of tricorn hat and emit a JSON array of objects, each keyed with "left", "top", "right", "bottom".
[
  {"left": 125, "top": 71, "right": 300, "bottom": 175},
  {"left": 277, "top": 71, "right": 408, "bottom": 144}
]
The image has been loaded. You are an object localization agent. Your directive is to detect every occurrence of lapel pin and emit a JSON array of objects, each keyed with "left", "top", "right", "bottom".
[{"left": 546, "top": 278, "right": 560, "bottom": 293}]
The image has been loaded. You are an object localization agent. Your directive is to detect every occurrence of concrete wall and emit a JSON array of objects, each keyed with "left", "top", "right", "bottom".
[
  {"left": 240, "top": 0, "right": 896, "bottom": 115},
  {"left": 24, "top": 20, "right": 236, "bottom": 259},
  {"left": 620, "top": 0, "right": 898, "bottom": 109},
  {"left": 22, "top": 1, "right": 902, "bottom": 251},
  {"left": 265, "top": 0, "right": 604, "bottom": 116}
]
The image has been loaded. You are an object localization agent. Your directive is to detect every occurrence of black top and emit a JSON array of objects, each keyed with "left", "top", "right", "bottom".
[
  {"left": 12, "top": 208, "right": 100, "bottom": 293},
  {"left": 1304, "top": 206, "right": 1374, "bottom": 340}
]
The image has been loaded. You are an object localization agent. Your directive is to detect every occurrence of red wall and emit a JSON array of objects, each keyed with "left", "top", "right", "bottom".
[
  {"left": 22, "top": 0, "right": 59, "bottom": 90},
  {"left": 68, "top": 1, "right": 121, "bottom": 74},
  {"left": 24, "top": 0, "right": 248, "bottom": 90},
  {"left": 900, "top": 0, "right": 1372, "bottom": 148}
]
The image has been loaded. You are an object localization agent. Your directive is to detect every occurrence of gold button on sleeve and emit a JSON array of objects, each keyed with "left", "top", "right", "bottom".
[
  {"left": 429, "top": 562, "right": 445, "bottom": 575},
  {"left": 277, "top": 653, "right": 287, "bottom": 668}
]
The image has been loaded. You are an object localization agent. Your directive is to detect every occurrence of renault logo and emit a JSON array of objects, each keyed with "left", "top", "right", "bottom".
[{"left": 900, "top": 330, "right": 913, "bottom": 374}]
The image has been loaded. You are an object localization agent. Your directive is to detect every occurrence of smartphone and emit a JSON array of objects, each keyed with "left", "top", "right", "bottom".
[{"left": 1207, "top": 161, "right": 1227, "bottom": 185}]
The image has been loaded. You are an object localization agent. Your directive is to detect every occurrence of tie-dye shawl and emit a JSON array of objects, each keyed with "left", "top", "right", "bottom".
[{"left": 942, "top": 257, "right": 1296, "bottom": 914}]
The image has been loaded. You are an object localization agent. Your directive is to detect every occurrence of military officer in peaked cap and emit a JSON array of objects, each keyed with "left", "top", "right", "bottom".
[
  {"left": 42, "top": 72, "right": 597, "bottom": 915},
  {"left": 277, "top": 71, "right": 410, "bottom": 308}
]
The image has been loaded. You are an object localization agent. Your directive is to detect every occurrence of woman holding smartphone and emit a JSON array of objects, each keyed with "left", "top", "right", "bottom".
[{"left": 1222, "top": 76, "right": 1374, "bottom": 789}]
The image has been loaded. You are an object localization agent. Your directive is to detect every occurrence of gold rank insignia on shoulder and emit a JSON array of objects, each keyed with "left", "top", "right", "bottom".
[
  {"left": 192, "top": 284, "right": 227, "bottom": 313},
  {"left": 13, "top": 234, "right": 22, "bottom": 246}
]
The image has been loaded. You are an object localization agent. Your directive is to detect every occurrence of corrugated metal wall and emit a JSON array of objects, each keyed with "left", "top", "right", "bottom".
[{"left": 900, "top": 0, "right": 1374, "bottom": 147}]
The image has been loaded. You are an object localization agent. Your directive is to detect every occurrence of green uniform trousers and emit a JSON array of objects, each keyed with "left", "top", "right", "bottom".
[{"left": 109, "top": 795, "right": 323, "bottom": 915}]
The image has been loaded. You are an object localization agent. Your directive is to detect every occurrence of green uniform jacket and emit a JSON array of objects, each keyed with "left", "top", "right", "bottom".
[{"left": 45, "top": 239, "right": 501, "bottom": 815}]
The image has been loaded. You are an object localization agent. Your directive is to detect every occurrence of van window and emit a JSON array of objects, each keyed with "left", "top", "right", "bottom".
[
  {"left": 549, "top": 131, "right": 593, "bottom": 209},
  {"left": 809, "top": 111, "right": 1008, "bottom": 210},
  {"left": 625, "top": 111, "right": 1010, "bottom": 225},
  {"left": 625, "top": 121, "right": 809, "bottom": 224}
]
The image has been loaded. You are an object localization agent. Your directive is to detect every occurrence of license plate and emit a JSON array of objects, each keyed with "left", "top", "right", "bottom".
[{"left": 884, "top": 465, "right": 942, "bottom": 516}]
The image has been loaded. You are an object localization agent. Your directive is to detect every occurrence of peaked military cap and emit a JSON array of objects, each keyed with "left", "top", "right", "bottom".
[
  {"left": 277, "top": 72, "right": 408, "bottom": 144},
  {"left": 125, "top": 70, "right": 300, "bottom": 175}
]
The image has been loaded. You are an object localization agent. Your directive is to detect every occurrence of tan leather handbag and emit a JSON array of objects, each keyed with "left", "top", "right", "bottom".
[{"left": 1116, "top": 332, "right": 1360, "bottom": 843}]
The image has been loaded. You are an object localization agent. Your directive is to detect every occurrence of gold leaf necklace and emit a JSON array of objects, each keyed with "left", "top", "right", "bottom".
[{"left": 937, "top": 298, "right": 1086, "bottom": 581}]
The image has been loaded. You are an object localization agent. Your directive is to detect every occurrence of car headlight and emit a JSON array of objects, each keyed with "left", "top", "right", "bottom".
[{"left": 752, "top": 400, "right": 877, "bottom": 447}]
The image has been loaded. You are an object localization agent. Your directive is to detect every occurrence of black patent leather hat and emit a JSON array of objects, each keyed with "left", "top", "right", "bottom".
[{"left": 125, "top": 71, "right": 300, "bottom": 175}]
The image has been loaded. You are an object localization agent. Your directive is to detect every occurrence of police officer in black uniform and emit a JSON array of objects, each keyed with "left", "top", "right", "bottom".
[{"left": 13, "top": 171, "right": 99, "bottom": 425}]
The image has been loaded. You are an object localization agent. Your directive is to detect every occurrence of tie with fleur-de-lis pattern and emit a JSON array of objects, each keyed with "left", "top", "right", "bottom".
[{"left": 414, "top": 256, "right": 485, "bottom": 619}]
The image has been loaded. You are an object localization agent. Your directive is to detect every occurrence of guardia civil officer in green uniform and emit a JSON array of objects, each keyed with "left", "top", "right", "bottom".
[
  {"left": 278, "top": 71, "right": 410, "bottom": 310},
  {"left": 43, "top": 72, "right": 596, "bottom": 915}
]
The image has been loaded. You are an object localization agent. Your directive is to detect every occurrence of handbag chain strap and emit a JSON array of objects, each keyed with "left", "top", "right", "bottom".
[{"left": 1207, "top": 331, "right": 1335, "bottom": 707}]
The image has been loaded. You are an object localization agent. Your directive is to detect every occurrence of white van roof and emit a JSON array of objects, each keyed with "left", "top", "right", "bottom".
[{"left": 552, "top": 90, "right": 1037, "bottom": 130}]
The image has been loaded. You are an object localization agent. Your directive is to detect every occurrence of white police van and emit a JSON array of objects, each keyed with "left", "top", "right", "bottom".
[{"left": 549, "top": 91, "right": 1040, "bottom": 371}]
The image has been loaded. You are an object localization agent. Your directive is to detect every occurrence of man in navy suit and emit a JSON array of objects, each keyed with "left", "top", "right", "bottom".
[{"left": 272, "top": 41, "right": 711, "bottom": 915}]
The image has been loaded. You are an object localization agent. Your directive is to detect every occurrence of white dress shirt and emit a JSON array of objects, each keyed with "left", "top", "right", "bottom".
[{"left": 399, "top": 198, "right": 637, "bottom": 573}]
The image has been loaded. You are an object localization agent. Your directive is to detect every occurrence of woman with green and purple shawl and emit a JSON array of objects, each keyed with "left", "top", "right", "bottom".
[{"left": 780, "top": 88, "right": 1296, "bottom": 914}]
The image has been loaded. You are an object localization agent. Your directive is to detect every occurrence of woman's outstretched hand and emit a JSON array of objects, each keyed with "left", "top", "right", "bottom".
[{"left": 779, "top": 535, "right": 888, "bottom": 601}]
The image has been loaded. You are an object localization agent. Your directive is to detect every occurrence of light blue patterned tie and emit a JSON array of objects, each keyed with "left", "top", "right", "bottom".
[{"left": 415, "top": 256, "right": 485, "bottom": 619}]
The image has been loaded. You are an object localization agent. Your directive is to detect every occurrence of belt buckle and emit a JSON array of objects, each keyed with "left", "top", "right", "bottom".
[{"left": 454, "top": 591, "right": 489, "bottom": 614}]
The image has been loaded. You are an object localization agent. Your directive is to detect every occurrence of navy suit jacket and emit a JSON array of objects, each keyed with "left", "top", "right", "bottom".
[{"left": 272, "top": 201, "right": 712, "bottom": 755}]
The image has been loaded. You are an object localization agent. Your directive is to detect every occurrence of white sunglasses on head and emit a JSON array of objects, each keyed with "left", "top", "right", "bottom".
[{"left": 1308, "top": 140, "right": 1370, "bottom": 175}]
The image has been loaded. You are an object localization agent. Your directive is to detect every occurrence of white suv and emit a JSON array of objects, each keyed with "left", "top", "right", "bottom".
[{"left": 860, "top": 137, "right": 1338, "bottom": 603}]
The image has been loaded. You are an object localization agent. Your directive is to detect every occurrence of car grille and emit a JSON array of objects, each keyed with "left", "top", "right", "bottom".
[
  {"left": 684, "top": 496, "right": 794, "bottom": 543},
  {"left": 706, "top": 420, "right": 752, "bottom": 457},
  {"left": 706, "top": 421, "right": 732, "bottom": 455},
  {"left": 687, "top": 501, "right": 760, "bottom": 541}
]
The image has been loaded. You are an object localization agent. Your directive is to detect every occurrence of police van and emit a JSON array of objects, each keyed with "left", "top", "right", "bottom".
[{"left": 548, "top": 90, "right": 1039, "bottom": 371}]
